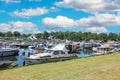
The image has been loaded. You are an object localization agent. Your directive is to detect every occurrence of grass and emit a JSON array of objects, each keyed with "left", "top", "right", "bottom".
[{"left": 0, "top": 53, "right": 120, "bottom": 80}]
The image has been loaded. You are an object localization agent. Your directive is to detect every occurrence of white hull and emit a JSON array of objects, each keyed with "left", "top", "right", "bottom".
[{"left": 25, "top": 55, "right": 76, "bottom": 65}]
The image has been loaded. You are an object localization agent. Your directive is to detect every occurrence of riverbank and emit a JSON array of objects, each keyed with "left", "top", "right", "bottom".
[{"left": 0, "top": 53, "right": 120, "bottom": 80}]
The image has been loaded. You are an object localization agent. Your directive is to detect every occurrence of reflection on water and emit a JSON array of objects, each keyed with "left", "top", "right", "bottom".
[
  {"left": 77, "top": 49, "right": 95, "bottom": 58},
  {"left": 81, "top": 49, "right": 94, "bottom": 54}
]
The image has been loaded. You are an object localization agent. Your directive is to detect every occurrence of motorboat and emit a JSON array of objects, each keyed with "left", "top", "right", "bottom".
[
  {"left": 25, "top": 43, "right": 77, "bottom": 65},
  {"left": 0, "top": 47, "right": 19, "bottom": 57},
  {"left": 0, "top": 42, "right": 19, "bottom": 57}
]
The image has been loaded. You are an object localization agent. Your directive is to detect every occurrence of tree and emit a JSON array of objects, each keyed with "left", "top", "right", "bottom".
[
  {"left": 108, "top": 33, "right": 118, "bottom": 41},
  {"left": 5, "top": 31, "right": 13, "bottom": 37},
  {"left": 44, "top": 31, "right": 49, "bottom": 39},
  {"left": 57, "top": 31, "right": 64, "bottom": 39},
  {"left": 98, "top": 33, "right": 108, "bottom": 41},
  {"left": 35, "top": 33, "right": 43, "bottom": 39},
  {"left": 118, "top": 33, "right": 120, "bottom": 41},
  {"left": 21, "top": 34, "right": 27, "bottom": 37},
  {"left": 13, "top": 31, "right": 21, "bottom": 37},
  {"left": 77, "top": 31, "right": 83, "bottom": 41},
  {"left": 0, "top": 32, "right": 4, "bottom": 37}
]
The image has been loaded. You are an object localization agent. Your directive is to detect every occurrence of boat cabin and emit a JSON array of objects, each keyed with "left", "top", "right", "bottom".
[{"left": 96, "top": 44, "right": 114, "bottom": 54}]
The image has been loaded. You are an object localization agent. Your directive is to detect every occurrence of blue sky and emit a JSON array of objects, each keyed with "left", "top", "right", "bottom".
[{"left": 0, "top": 0, "right": 120, "bottom": 34}]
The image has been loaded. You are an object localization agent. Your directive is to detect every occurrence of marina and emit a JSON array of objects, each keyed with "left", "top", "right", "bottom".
[
  {"left": 0, "top": 39, "right": 120, "bottom": 70},
  {"left": 1, "top": 1, "right": 120, "bottom": 80}
]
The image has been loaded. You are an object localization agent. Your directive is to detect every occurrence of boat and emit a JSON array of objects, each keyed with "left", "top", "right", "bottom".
[
  {"left": 24, "top": 43, "right": 77, "bottom": 65},
  {"left": 0, "top": 43, "right": 19, "bottom": 57},
  {"left": 92, "top": 52, "right": 104, "bottom": 56},
  {"left": 93, "top": 44, "right": 115, "bottom": 54},
  {"left": 0, "top": 48, "right": 19, "bottom": 57},
  {"left": 81, "top": 42, "right": 93, "bottom": 50}
]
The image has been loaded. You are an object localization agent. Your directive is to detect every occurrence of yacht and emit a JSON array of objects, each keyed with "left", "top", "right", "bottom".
[
  {"left": 0, "top": 47, "right": 19, "bottom": 57},
  {"left": 0, "top": 43, "right": 19, "bottom": 57},
  {"left": 25, "top": 43, "right": 77, "bottom": 65}
]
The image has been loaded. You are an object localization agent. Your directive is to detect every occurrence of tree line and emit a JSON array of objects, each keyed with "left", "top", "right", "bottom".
[
  {"left": 41, "top": 31, "right": 120, "bottom": 41},
  {"left": 0, "top": 31, "right": 120, "bottom": 41}
]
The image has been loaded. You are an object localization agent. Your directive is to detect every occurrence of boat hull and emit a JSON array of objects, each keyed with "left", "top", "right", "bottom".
[
  {"left": 25, "top": 54, "right": 77, "bottom": 65},
  {"left": 0, "top": 49, "right": 19, "bottom": 57}
]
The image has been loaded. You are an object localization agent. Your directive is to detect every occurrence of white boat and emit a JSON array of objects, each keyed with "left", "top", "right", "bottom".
[
  {"left": 0, "top": 42, "right": 19, "bottom": 57},
  {"left": 25, "top": 43, "right": 76, "bottom": 65},
  {"left": 0, "top": 47, "right": 19, "bottom": 57},
  {"left": 93, "top": 44, "right": 115, "bottom": 54},
  {"left": 92, "top": 52, "right": 104, "bottom": 56}
]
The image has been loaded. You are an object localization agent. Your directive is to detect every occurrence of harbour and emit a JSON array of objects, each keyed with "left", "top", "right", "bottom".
[
  {"left": 0, "top": 46, "right": 119, "bottom": 70},
  {"left": 1, "top": 33, "right": 120, "bottom": 70},
  {"left": 1, "top": 1, "right": 120, "bottom": 80}
]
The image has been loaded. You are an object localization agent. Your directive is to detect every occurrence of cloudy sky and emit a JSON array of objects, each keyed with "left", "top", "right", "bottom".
[{"left": 0, "top": 0, "right": 120, "bottom": 33}]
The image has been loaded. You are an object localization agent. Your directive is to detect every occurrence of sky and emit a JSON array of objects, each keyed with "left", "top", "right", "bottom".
[{"left": 0, "top": 0, "right": 120, "bottom": 34}]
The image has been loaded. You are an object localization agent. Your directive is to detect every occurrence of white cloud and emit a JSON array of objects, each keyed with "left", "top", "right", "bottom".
[
  {"left": 0, "top": 23, "right": 11, "bottom": 32},
  {"left": 77, "top": 13, "right": 120, "bottom": 33},
  {"left": 12, "top": 7, "right": 48, "bottom": 18},
  {"left": 76, "top": 13, "right": 120, "bottom": 27},
  {"left": 0, "top": 0, "right": 21, "bottom": 3},
  {"left": 0, "top": 21, "right": 41, "bottom": 33},
  {"left": 55, "top": 0, "right": 120, "bottom": 13},
  {"left": 50, "top": 7, "right": 60, "bottom": 12},
  {"left": 42, "top": 13, "right": 120, "bottom": 33},
  {"left": 42, "top": 16, "right": 77, "bottom": 29},
  {"left": 29, "top": 0, "right": 41, "bottom": 2},
  {"left": 86, "top": 27, "right": 108, "bottom": 33},
  {"left": 9, "top": 21, "right": 41, "bottom": 33}
]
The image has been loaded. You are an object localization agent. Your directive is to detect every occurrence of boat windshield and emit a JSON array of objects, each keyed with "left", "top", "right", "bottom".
[{"left": 44, "top": 50, "right": 53, "bottom": 53}]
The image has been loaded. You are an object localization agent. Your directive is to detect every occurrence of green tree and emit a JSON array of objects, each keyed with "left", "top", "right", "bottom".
[
  {"left": 44, "top": 31, "right": 49, "bottom": 39},
  {"left": 108, "top": 33, "right": 118, "bottom": 41},
  {"left": 35, "top": 33, "right": 43, "bottom": 39},
  {"left": 98, "top": 33, "right": 108, "bottom": 41},
  {"left": 5, "top": 31, "right": 13, "bottom": 37},
  {"left": 21, "top": 34, "right": 27, "bottom": 37},
  {"left": 13, "top": 31, "right": 21, "bottom": 37},
  {"left": 0, "top": 32, "right": 4, "bottom": 37}
]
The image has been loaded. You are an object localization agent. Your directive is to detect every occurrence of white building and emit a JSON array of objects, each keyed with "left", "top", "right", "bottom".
[{"left": 28, "top": 34, "right": 37, "bottom": 40}]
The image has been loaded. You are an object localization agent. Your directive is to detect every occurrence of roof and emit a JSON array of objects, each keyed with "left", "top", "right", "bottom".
[
  {"left": 51, "top": 43, "right": 66, "bottom": 50},
  {"left": 100, "top": 44, "right": 112, "bottom": 48}
]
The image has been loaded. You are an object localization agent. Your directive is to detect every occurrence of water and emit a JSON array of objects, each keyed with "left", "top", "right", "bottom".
[{"left": 77, "top": 49, "right": 94, "bottom": 58}]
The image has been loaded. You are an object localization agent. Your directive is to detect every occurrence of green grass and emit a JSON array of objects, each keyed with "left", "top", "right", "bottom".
[{"left": 0, "top": 53, "right": 120, "bottom": 80}]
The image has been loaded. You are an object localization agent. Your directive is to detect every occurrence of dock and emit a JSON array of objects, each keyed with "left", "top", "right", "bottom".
[{"left": 0, "top": 60, "right": 17, "bottom": 70}]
